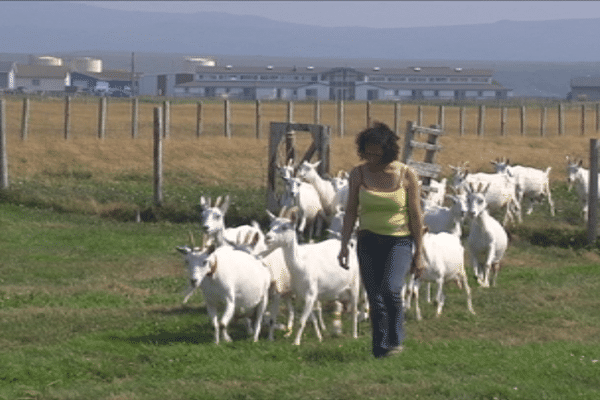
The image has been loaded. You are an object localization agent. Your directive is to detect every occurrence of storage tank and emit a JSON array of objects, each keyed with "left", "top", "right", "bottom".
[
  {"left": 29, "top": 55, "right": 63, "bottom": 66},
  {"left": 70, "top": 57, "right": 103, "bottom": 73},
  {"left": 183, "top": 57, "right": 216, "bottom": 73}
]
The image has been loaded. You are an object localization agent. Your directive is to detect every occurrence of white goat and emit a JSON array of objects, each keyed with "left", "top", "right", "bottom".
[
  {"left": 404, "top": 230, "right": 475, "bottom": 320},
  {"left": 330, "top": 170, "right": 350, "bottom": 211},
  {"left": 423, "top": 190, "right": 468, "bottom": 238},
  {"left": 450, "top": 162, "right": 522, "bottom": 225},
  {"left": 296, "top": 160, "right": 339, "bottom": 215},
  {"left": 423, "top": 178, "right": 447, "bottom": 208},
  {"left": 566, "top": 156, "right": 600, "bottom": 223},
  {"left": 491, "top": 157, "right": 555, "bottom": 217},
  {"left": 199, "top": 195, "right": 268, "bottom": 254},
  {"left": 465, "top": 182, "right": 509, "bottom": 288},
  {"left": 280, "top": 176, "right": 325, "bottom": 241},
  {"left": 177, "top": 243, "right": 271, "bottom": 344},
  {"left": 264, "top": 207, "right": 360, "bottom": 345}
]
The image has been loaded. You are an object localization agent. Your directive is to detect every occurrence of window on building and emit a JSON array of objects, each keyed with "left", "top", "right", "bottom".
[
  {"left": 306, "top": 89, "right": 318, "bottom": 99},
  {"left": 32, "top": 79, "right": 40, "bottom": 86},
  {"left": 367, "top": 89, "right": 379, "bottom": 100}
]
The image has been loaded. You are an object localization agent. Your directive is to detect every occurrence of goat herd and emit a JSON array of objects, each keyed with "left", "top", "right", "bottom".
[{"left": 175, "top": 156, "right": 591, "bottom": 346}]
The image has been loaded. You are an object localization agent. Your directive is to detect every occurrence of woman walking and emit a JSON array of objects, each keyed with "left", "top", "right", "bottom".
[{"left": 338, "top": 122, "right": 424, "bottom": 358}]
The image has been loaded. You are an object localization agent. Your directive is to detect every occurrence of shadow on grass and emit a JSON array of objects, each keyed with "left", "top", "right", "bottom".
[{"left": 111, "top": 305, "right": 262, "bottom": 346}]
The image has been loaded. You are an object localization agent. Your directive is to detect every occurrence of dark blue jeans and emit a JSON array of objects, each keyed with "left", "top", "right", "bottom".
[{"left": 357, "top": 230, "right": 413, "bottom": 358}]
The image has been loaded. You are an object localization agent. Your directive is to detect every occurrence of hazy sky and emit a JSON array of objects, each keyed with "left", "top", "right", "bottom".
[{"left": 81, "top": 1, "right": 600, "bottom": 29}]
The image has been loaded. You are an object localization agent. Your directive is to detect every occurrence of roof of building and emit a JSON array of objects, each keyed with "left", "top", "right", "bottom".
[
  {"left": 15, "top": 64, "right": 70, "bottom": 78},
  {"left": 71, "top": 70, "right": 142, "bottom": 81},
  {"left": 193, "top": 65, "right": 494, "bottom": 77},
  {"left": 571, "top": 77, "right": 600, "bottom": 88},
  {"left": 194, "top": 65, "right": 330, "bottom": 75},
  {"left": 176, "top": 81, "right": 327, "bottom": 89},
  {"left": 0, "top": 61, "right": 16, "bottom": 73},
  {"left": 359, "top": 82, "right": 510, "bottom": 91}
]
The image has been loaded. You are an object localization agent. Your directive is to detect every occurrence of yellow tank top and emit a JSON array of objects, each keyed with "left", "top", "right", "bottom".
[{"left": 358, "top": 161, "right": 411, "bottom": 237}]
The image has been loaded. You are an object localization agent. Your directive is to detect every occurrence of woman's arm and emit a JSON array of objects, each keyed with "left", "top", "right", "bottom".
[
  {"left": 338, "top": 166, "right": 361, "bottom": 269},
  {"left": 405, "top": 166, "right": 425, "bottom": 275}
]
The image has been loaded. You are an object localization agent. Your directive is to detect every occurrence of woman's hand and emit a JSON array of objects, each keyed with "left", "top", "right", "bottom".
[
  {"left": 410, "top": 250, "right": 424, "bottom": 278},
  {"left": 338, "top": 245, "right": 350, "bottom": 270}
]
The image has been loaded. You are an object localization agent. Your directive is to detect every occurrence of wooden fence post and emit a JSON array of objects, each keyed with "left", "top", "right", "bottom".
[
  {"left": 581, "top": 104, "right": 586, "bottom": 136},
  {"left": 313, "top": 100, "right": 320, "bottom": 125},
  {"left": 131, "top": 97, "right": 138, "bottom": 139},
  {"left": 196, "top": 101, "right": 203, "bottom": 137},
  {"left": 437, "top": 105, "right": 445, "bottom": 130},
  {"left": 558, "top": 103, "right": 565, "bottom": 136},
  {"left": 394, "top": 102, "right": 401, "bottom": 136},
  {"left": 163, "top": 100, "right": 170, "bottom": 138},
  {"left": 596, "top": 103, "right": 600, "bottom": 133},
  {"left": 287, "top": 101, "right": 294, "bottom": 123},
  {"left": 366, "top": 101, "right": 372, "bottom": 128},
  {"left": 588, "top": 138, "right": 599, "bottom": 244},
  {"left": 477, "top": 105, "right": 485, "bottom": 136},
  {"left": 337, "top": 100, "right": 344, "bottom": 137},
  {"left": 224, "top": 99, "right": 231, "bottom": 138},
  {"left": 417, "top": 105, "right": 423, "bottom": 126},
  {"left": 0, "top": 99, "right": 8, "bottom": 189},
  {"left": 500, "top": 107, "right": 507, "bottom": 136},
  {"left": 153, "top": 107, "right": 163, "bottom": 206},
  {"left": 255, "top": 100, "right": 261, "bottom": 139},
  {"left": 459, "top": 106, "right": 465, "bottom": 136},
  {"left": 64, "top": 95, "right": 71, "bottom": 140},
  {"left": 520, "top": 105, "right": 526, "bottom": 136},
  {"left": 540, "top": 106, "right": 547, "bottom": 137},
  {"left": 21, "top": 97, "right": 29, "bottom": 140},
  {"left": 98, "top": 97, "right": 107, "bottom": 139}
]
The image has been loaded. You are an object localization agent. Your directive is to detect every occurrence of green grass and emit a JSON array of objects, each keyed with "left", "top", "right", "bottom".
[{"left": 1, "top": 172, "right": 600, "bottom": 399}]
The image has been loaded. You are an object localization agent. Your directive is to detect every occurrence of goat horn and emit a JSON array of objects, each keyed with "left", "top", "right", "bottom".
[{"left": 279, "top": 206, "right": 288, "bottom": 218}]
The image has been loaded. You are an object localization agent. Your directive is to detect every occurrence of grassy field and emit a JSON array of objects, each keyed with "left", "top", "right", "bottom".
[{"left": 1, "top": 97, "right": 600, "bottom": 399}]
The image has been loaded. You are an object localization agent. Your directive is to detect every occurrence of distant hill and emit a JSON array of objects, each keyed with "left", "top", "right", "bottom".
[{"left": 3, "top": 2, "right": 600, "bottom": 97}]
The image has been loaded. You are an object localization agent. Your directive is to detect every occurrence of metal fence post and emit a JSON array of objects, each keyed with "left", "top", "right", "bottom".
[
  {"left": 0, "top": 99, "right": 7, "bottom": 189},
  {"left": 154, "top": 107, "right": 163, "bottom": 206},
  {"left": 588, "top": 138, "right": 599, "bottom": 244}
]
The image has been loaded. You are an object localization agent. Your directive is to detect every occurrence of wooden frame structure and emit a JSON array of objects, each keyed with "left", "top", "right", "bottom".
[
  {"left": 401, "top": 121, "right": 445, "bottom": 194},
  {"left": 267, "top": 122, "right": 331, "bottom": 212}
]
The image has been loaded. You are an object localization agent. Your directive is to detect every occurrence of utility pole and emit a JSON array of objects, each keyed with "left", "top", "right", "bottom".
[{"left": 131, "top": 51, "right": 135, "bottom": 96}]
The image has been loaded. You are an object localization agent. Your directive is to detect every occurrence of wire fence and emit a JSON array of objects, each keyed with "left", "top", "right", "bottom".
[{"left": 1, "top": 96, "right": 600, "bottom": 142}]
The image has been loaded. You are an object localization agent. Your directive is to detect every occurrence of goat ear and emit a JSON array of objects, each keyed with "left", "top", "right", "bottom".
[
  {"left": 214, "top": 196, "right": 223, "bottom": 208},
  {"left": 312, "top": 160, "right": 322, "bottom": 168},
  {"left": 248, "top": 232, "right": 260, "bottom": 248},
  {"left": 578, "top": 159, "right": 583, "bottom": 167},
  {"left": 199, "top": 196, "right": 210, "bottom": 210},
  {"left": 288, "top": 207, "right": 300, "bottom": 226},
  {"left": 279, "top": 206, "right": 288, "bottom": 218},
  {"left": 220, "top": 195, "right": 230, "bottom": 214}
]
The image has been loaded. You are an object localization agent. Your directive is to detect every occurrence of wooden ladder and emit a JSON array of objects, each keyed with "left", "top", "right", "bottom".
[{"left": 400, "top": 121, "right": 445, "bottom": 195}]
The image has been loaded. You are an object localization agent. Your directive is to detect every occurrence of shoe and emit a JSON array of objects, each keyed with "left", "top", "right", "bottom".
[{"left": 384, "top": 346, "right": 404, "bottom": 357}]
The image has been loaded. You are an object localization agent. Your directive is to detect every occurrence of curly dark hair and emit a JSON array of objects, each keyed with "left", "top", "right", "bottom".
[{"left": 355, "top": 122, "right": 400, "bottom": 165}]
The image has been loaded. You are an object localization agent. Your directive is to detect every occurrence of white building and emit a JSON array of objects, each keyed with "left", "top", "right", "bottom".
[
  {"left": 13, "top": 64, "right": 71, "bottom": 94},
  {"left": 173, "top": 65, "right": 511, "bottom": 101}
]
